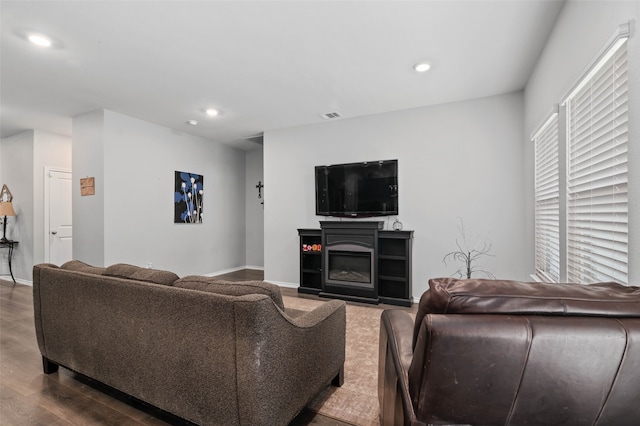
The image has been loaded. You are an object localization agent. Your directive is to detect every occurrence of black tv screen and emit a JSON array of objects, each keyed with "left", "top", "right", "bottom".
[{"left": 315, "top": 159, "right": 398, "bottom": 217}]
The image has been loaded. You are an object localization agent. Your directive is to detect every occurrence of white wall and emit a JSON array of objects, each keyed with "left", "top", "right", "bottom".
[
  {"left": 524, "top": 0, "right": 640, "bottom": 282},
  {"left": 245, "top": 148, "right": 264, "bottom": 269},
  {"left": 0, "top": 131, "right": 34, "bottom": 282},
  {"left": 0, "top": 130, "right": 71, "bottom": 282},
  {"left": 72, "top": 110, "right": 106, "bottom": 266},
  {"left": 34, "top": 131, "right": 73, "bottom": 268},
  {"left": 264, "top": 92, "right": 527, "bottom": 297},
  {"left": 74, "top": 110, "right": 247, "bottom": 277}
]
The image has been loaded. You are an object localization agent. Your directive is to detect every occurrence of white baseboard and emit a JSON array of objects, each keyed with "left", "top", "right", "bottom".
[
  {"left": 266, "top": 280, "right": 299, "bottom": 289},
  {"left": 245, "top": 265, "right": 265, "bottom": 271},
  {"left": 4, "top": 278, "right": 33, "bottom": 286}
]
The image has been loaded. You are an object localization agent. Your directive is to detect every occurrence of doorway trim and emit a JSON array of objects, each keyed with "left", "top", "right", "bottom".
[{"left": 44, "top": 166, "right": 72, "bottom": 263}]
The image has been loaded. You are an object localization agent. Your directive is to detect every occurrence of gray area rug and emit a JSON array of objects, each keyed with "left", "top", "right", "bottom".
[{"left": 284, "top": 296, "right": 413, "bottom": 426}]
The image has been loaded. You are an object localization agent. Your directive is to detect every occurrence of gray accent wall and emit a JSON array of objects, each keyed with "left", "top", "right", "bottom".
[
  {"left": 0, "top": 131, "right": 34, "bottom": 282},
  {"left": 34, "top": 131, "right": 73, "bottom": 271},
  {"left": 7, "top": 1, "right": 637, "bottom": 286},
  {"left": 0, "top": 129, "right": 71, "bottom": 282},
  {"left": 72, "top": 110, "right": 106, "bottom": 267},
  {"left": 245, "top": 148, "right": 264, "bottom": 269},
  {"left": 264, "top": 92, "right": 527, "bottom": 297},
  {"left": 524, "top": 0, "right": 639, "bottom": 283},
  {"left": 73, "top": 110, "right": 247, "bottom": 277}
]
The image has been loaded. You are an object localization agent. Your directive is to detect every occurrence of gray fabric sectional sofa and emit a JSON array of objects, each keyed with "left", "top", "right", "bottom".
[{"left": 33, "top": 261, "right": 346, "bottom": 426}]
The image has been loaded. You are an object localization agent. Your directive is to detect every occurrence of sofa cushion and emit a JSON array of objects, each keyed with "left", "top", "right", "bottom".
[
  {"left": 413, "top": 277, "right": 640, "bottom": 347},
  {"left": 103, "top": 263, "right": 179, "bottom": 285},
  {"left": 173, "top": 276, "right": 285, "bottom": 310},
  {"left": 426, "top": 277, "right": 640, "bottom": 315},
  {"left": 60, "top": 260, "right": 106, "bottom": 275}
]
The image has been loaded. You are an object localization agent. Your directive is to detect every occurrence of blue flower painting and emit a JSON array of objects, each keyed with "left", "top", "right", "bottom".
[{"left": 174, "top": 171, "right": 203, "bottom": 224}]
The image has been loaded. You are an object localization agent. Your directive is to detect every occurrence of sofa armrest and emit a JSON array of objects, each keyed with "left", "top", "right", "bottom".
[
  {"left": 284, "top": 299, "right": 345, "bottom": 328},
  {"left": 233, "top": 296, "right": 346, "bottom": 426},
  {"left": 379, "top": 310, "right": 425, "bottom": 426},
  {"left": 32, "top": 263, "right": 60, "bottom": 359}
]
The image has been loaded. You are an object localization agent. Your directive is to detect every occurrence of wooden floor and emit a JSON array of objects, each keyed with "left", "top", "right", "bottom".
[{"left": 0, "top": 272, "right": 363, "bottom": 426}]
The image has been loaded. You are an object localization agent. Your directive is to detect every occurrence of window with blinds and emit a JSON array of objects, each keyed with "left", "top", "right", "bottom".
[
  {"left": 534, "top": 114, "right": 560, "bottom": 282},
  {"left": 565, "top": 39, "right": 628, "bottom": 284}
]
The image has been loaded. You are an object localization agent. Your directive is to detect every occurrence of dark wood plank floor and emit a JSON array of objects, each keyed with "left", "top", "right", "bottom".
[{"left": 0, "top": 273, "right": 357, "bottom": 426}]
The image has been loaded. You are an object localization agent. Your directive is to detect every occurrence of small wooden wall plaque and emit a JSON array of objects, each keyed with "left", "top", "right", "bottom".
[{"left": 80, "top": 177, "right": 95, "bottom": 196}]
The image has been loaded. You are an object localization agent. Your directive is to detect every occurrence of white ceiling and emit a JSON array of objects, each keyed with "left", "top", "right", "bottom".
[{"left": 1, "top": 0, "right": 564, "bottom": 151}]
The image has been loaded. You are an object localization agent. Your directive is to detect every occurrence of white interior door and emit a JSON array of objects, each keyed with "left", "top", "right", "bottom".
[{"left": 47, "top": 169, "right": 73, "bottom": 265}]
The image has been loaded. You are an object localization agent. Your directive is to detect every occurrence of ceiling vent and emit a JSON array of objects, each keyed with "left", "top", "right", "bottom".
[{"left": 319, "top": 112, "right": 342, "bottom": 120}]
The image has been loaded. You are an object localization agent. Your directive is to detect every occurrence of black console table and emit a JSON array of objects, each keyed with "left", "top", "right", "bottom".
[
  {"left": 298, "top": 223, "right": 412, "bottom": 306},
  {"left": 377, "top": 230, "right": 413, "bottom": 306},
  {"left": 298, "top": 229, "right": 323, "bottom": 293},
  {"left": 0, "top": 240, "right": 18, "bottom": 284}
]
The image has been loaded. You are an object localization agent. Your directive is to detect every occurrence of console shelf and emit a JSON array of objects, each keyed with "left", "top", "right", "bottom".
[
  {"left": 297, "top": 227, "right": 413, "bottom": 306},
  {"left": 298, "top": 229, "right": 323, "bottom": 295},
  {"left": 378, "top": 231, "right": 413, "bottom": 306}
]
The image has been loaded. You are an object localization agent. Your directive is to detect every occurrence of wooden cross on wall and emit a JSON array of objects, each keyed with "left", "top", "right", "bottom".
[{"left": 256, "top": 181, "right": 264, "bottom": 199}]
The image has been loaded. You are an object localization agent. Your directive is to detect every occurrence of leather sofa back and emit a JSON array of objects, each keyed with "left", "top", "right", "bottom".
[
  {"left": 409, "top": 314, "right": 640, "bottom": 425},
  {"left": 413, "top": 277, "right": 640, "bottom": 347},
  {"left": 407, "top": 278, "right": 640, "bottom": 425}
]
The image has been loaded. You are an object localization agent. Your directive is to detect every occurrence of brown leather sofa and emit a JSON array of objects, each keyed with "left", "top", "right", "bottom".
[
  {"left": 33, "top": 261, "right": 346, "bottom": 426},
  {"left": 378, "top": 277, "right": 640, "bottom": 426}
]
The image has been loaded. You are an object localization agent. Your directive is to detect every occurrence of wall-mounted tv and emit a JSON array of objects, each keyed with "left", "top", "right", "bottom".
[{"left": 315, "top": 159, "right": 398, "bottom": 217}]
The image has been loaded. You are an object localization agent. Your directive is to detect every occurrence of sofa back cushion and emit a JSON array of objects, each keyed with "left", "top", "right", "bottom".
[
  {"left": 174, "top": 276, "right": 285, "bottom": 310},
  {"left": 61, "top": 260, "right": 106, "bottom": 275},
  {"left": 104, "top": 263, "right": 179, "bottom": 285},
  {"left": 409, "top": 314, "right": 640, "bottom": 425},
  {"left": 32, "top": 263, "right": 242, "bottom": 426},
  {"left": 413, "top": 277, "right": 640, "bottom": 347}
]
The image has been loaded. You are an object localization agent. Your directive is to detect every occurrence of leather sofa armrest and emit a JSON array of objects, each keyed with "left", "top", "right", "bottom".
[{"left": 379, "top": 310, "right": 426, "bottom": 426}]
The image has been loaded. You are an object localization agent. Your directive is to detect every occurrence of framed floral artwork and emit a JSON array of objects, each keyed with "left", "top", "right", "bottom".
[{"left": 174, "top": 171, "right": 203, "bottom": 223}]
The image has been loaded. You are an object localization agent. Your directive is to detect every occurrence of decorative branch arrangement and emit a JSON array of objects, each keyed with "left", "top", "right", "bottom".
[{"left": 442, "top": 218, "right": 495, "bottom": 279}]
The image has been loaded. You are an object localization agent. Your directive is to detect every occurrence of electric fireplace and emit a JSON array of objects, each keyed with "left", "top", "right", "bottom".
[
  {"left": 320, "top": 221, "right": 382, "bottom": 303},
  {"left": 326, "top": 245, "right": 374, "bottom": 288},
  {"left": 298, "top": 221, "right": 413, "bottom": 306}
]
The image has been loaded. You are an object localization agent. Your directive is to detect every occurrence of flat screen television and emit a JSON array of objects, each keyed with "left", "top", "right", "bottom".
[{"left": 315, "top": 159, "right": 398, "bottom": 217}]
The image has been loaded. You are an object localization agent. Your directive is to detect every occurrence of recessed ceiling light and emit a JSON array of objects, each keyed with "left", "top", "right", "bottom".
[
  {"left": 413, "top": 62, "right": 431, "bottom": 73},
  {"left": 28, "top": 33, "right": 52, "bottom": 47},
  {"left": 187, "top": 120, "right": 198, "bottom": 126},
  {"left": 206, "top": 108, "right": 219, "bottom": 117}
]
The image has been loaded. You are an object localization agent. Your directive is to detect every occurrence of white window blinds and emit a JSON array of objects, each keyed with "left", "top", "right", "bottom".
[
  {"left": 565, "top": 39, "right": 628, "bottom": 284},
  {"left": 534, "top": 114, "right": 560, "bottom": 282}
]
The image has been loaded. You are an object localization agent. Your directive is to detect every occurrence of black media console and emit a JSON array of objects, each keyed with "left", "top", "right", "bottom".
[{"left": 298, "top": 221, "right": 413, "bottom": 307}]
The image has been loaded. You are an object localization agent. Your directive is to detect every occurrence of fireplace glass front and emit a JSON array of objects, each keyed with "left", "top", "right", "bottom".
[{"left": 327, "top": 250, "right": 372, "bottom": 285}]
